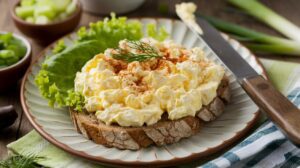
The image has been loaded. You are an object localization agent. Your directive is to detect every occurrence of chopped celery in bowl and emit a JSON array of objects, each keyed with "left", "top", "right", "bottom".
[
  {"left": 0, "top": 32, "right": 31, "bottom": 91},
  {"left": 0, "top": 33, "right": 27, "bottom": 68},
  {"left": 11, "top": 0, "right": 82, "bottom": 43},
  {"left": 15, "top": 0, "right": 77, "bottom": 24}
]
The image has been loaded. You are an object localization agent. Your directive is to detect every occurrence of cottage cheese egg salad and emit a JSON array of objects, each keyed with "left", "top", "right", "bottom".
[
  {"left": 74, "top": 38, "right": 225, "bottom": 127},
  {"left": 35, "top": 14, "right": 225, "bottom": 128}
]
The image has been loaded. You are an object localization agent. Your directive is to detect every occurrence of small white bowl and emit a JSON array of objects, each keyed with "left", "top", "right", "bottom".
[{"left": 79, "top": 0, "right": 145, "bottom": 15}]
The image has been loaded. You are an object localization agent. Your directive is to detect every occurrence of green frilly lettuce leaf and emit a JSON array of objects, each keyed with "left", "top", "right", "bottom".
[
  {"left": 35, "top": 40, "right": 102, "bottom": 107},
  {"left": 35, "top": 14, "right": 169, "bottom": 110}
]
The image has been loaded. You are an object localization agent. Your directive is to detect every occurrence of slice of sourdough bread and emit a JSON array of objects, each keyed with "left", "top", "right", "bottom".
[{"left": 70, "top": 77, "right": 230, "bottom": 150}]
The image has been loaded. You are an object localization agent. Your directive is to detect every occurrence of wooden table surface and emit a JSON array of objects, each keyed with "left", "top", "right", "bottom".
[{"left": 1, "top": 0, "right": 300, "bottom": 161}]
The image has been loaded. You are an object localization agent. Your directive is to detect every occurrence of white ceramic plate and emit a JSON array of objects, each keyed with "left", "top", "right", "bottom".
[{"left": 21, "top": 18, "right": 266, "bottom": 167}]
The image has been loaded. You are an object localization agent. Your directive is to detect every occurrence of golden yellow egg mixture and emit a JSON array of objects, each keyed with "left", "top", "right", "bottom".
[{"left": 74, "top": 38, "right": 225, "bottom": 127}]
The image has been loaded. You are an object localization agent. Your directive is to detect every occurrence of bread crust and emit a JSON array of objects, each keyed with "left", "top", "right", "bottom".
[{"left": 70, "top": 77, "right": 230, "bottom": 150}]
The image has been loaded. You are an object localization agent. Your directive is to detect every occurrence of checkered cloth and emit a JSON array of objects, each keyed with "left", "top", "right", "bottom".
[{"left": 201, "top": 88, "right": 300, "bottom": 168}]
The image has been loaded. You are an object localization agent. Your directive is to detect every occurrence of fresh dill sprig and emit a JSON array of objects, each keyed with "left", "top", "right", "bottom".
[
  {"left": 112, "top": 40, "right": 162, "bottom": 62},
  {"left": 0, "top": 154, "right": 46, "bottom": 168}
]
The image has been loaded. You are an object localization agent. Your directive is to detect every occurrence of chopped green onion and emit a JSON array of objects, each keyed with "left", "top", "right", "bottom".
[{"left": 228, "top": 0, "right": 300, "bottom": 42}]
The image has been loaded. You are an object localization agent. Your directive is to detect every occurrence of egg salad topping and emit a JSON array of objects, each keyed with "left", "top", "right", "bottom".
[{"left": 74, "top": 38, "right": 225, "bottom": 127}]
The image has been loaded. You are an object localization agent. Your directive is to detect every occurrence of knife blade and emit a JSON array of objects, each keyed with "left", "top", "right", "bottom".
[
  {"left": 196, "top": 18, "right": 258, "bottom": 80},
  {"left": 188, "top": 17, "right": 300, "bottom": 146}
]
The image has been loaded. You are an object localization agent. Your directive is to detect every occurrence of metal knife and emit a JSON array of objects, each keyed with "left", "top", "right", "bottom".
[{"left": 182, "top": 16, "right": 300, "bottom": 146}]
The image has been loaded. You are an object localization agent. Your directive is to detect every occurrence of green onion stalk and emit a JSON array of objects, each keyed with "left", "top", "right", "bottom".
[
  {"left": 228, "top": 0, "right": 300, "bottom": 42},
  {"left": 246, "top": 43, "right": 300, "bottom": 55},
  {"left": 202, "top": 15, "right": 300, "bottom": 56}
]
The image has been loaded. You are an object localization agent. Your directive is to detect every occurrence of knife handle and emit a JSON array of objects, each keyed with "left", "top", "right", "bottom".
[{"left": 241, "top": 75, "right": 300, "bottom": 146}]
